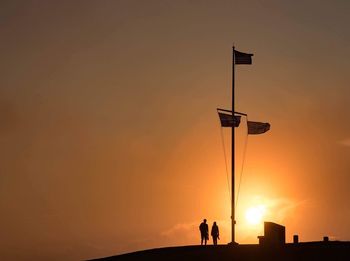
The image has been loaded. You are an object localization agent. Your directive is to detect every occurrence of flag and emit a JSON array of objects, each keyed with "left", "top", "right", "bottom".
[
  {"left": 218, "top": 112, "right": 241, "bottom": 127},
  {"left": 234, "top": 50, "right": 253, "bottom": 65},
  {"left": 247, "top": 121, "right": 270, "bottom": 135}
]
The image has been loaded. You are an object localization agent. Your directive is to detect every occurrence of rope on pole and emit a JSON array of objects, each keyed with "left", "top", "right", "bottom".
[
  {"left": 235, "top": 116, "right": 249, "bottom": 210},
  {"left": 219, "top": 125, "right": 231, "bottom": 202}
]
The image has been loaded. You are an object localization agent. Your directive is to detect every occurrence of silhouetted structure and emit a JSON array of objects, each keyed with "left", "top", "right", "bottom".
[
  {"left": 258, "top": 222, "right": 286, "bottom": 246},
  {"left": 217, "top": 46, "right": 270, "bottom": 244},
  {"left": 199, "top": 219, "right": 209, "bottom": 245},
  {"left": 293, "top": 235, "right": 299, "bottom": 244},
  {"left": 211, "top": 222, "right": 219, "bottom": 245}
]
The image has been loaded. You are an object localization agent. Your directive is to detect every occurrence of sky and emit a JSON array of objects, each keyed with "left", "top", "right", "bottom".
[{"left": 1, "top": 0, "right": 350, "bottom": 260}]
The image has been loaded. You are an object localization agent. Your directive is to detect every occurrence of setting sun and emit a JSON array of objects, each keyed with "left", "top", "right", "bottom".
[{"left": 245, "top": 205, "right": 266, "bottom": 225}]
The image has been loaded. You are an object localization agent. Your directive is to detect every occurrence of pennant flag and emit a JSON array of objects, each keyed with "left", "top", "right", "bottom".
[
  {"left": 247, "top": 121, "right": 270, "bottom": 135},
  {"left": 235, "top": 50, "right": 253, "bottom": 65},
  {"left": 218, "top": 112, "right": 241, "bottom": 127}
]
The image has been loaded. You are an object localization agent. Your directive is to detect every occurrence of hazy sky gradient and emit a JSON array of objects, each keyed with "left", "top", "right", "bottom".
[{"left": 1, "top": 1, "right": 350, "bottom": 260}]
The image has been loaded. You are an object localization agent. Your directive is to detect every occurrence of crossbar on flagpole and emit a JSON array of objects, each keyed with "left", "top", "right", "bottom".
[{"left": 217, "top": 108, "right": 247, "bottom": 116}]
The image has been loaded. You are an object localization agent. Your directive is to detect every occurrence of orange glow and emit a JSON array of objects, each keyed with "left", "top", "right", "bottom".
[{"left": 245, "top": 205, "right": 266, "bottom": 225}]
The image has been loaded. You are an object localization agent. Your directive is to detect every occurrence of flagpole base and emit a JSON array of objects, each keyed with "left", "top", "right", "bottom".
[{"left": 228, "top": 241, "right": 239, "bottom": 246}]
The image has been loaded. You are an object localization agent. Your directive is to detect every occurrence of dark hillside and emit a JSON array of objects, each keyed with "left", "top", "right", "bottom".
[{"left": 92, "top": 241, "right": 350, "bottom": 261}]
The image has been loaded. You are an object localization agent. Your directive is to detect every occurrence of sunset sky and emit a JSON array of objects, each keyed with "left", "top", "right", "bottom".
[{"left": 1, "top": 1, "right": 350, "bottom": 260}]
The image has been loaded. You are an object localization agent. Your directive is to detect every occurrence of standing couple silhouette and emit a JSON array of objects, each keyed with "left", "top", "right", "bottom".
[{"left": 199, "top": 219, "right": 220, "bottom": 245}]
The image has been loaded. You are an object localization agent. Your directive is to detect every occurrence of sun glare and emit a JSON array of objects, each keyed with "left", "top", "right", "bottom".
[{"left": 245, "top": 205, "right": 266, "bottom": 225}]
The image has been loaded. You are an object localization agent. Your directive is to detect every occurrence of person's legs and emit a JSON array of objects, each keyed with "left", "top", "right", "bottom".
[
  {"left": 213, "top": 237, "right": 217, "bottom": 245},
  {"left": 201, "top": 234, "right": 204, "bottom": 245}
]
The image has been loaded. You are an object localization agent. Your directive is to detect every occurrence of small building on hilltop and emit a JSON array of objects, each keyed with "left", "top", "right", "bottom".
[{"left": 258, "top": 222, "right": 285, "bottom": 246}]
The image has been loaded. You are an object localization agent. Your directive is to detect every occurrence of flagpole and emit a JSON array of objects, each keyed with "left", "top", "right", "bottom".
[{"left": 231, "top": 45, "right": 236, "bottom": 244}]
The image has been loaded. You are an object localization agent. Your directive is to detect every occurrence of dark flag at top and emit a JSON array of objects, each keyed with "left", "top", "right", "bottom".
[
  {"left": 234, "top": 50, "right": 253, "bottom": 65},
  {"left": 218, "top": 112, "right": 241, "bottom": 127}
]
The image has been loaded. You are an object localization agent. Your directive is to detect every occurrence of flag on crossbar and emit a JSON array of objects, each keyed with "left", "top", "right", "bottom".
[
  {"left": 218, "top": 112, "right": 241, "bottom": 127},
  {"left": 247, "top": 121, "right": 270, "bottom": 135}
]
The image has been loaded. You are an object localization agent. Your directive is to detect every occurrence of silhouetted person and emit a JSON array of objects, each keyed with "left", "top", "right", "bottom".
[
  {"left": 199, "top": 219, "right": 209, "bottom": 245},
  {"left": 211, "top": 221, "right": 220, "bottom": 245}
]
